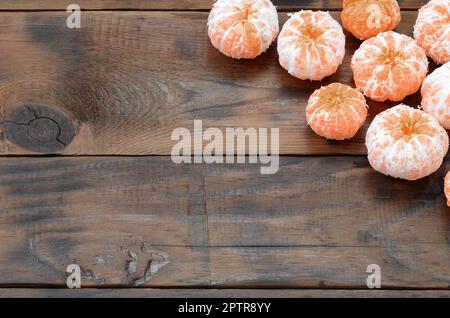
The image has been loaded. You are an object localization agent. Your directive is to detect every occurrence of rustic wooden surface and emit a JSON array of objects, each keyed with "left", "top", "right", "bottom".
[
  {"left": 0, "top": 11, "right": 429, "bottom": 155},
  {"left": 0, "top": 1, "right": 426, "bottom": 11},
  {"left": 1, "top": 289, "right": 449, "bottom": 298},
  {"left": 0, "top": 0, "right": 448, "bottom": 298},
  {"left": 0, "top": 157, "right": 448, "bottom": 289}
]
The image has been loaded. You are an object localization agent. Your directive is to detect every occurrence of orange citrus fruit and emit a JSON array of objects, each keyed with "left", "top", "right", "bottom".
[
  {"left": 351, "top": 31, "right": 428, "bottom": 102},
  {"left": 366, "top": 104, "right": 449, "bottom": 181},
  {"left": 421, "top": 62, "right": 450, "bottom": 129},
  {"left": 444, "top": 171, "right": 450, "bottom": 206},
  {"left": 277, "top": 10, "right": 346, "bottom": 81},
  {"left": 207, "top": 0, "right": 279, "bottom": 59},
  {"left": 306, "top": 83, "right": 368, "bottom": 140},
  {"left": 341, "top": 0, "right": 401, "bottom": 40},
  {"left": 414, "top": 0, "right": 450, "bottom": 64}
]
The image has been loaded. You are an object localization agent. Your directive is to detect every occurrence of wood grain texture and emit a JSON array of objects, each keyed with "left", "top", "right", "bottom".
[
  {"left": 0, "top": 156, "right": 448, "bottom": 288},
  {"left": 0, "top": 0, "right": 446, "bottom": 295},
  {"left": 0, "top": 1, "right": 428, "bottom": 11},
  {"left": 0, "top": 288, "right": 449, "bottom": 298},
  {"left": 0, "top": 11, "right": 430, "bottom": 155}
]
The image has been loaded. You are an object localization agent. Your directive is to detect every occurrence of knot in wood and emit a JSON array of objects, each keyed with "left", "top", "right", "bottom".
[{"left": 4, "top": 105, "right": 78, "bottom": 153}]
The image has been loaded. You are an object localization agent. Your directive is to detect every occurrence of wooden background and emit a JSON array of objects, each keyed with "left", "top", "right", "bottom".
[{"left": 0, "top": 0, "right": 448, "bottom": 298}]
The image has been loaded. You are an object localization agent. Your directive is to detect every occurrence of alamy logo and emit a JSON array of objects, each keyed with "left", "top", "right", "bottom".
[
  {"left": 366, "top": 264, "right": 381, "bottom": 289},
  {"left": 66, "top": 4, "right": 81, "bottom": 29},
  {"left": 366, "top": 4, "right": 383, "bottom": 29},
  {"left": 66, "top": 264, "right": 81, "bottom": 288},
  {"left": 171, "top": 120, "right": 279, "bottom": 174}
]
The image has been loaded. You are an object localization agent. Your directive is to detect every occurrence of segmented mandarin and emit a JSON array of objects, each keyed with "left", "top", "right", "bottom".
[
  {"left": 207, "top": 0, "right": 279, "bottom": 59},
  {"left": 351, "top": 31, "right": 428, "bottom": 102},
  {"left": 306, "top": 83, "right": 368, "bottom": 140},
  {"left": 414, "top": 0, "right": 450, "bottom": 64},
  {"left": 277, "top": 10, "right": 346, "bottom": 81},
  {"left": 366, "top": 104, "right": 449, "bottom": 181},
  {"left": 342, "top": 0, "right": 401, "bottom": 40},
  {"left": 444, "top": 171, "right": 450, "bottom": 206},
  {"left": 421, "top": 62, "right": 450, "bottom": 129}
]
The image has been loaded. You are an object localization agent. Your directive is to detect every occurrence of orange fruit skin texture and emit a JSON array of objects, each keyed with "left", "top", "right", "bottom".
[
  {"left": 342, "top": 0, "right": 401, "bottom": 40},
  {"left": 366, "top": 104, "right": 449, "bottom": 181},
  {"left": 421, "top": 62, "right": 450, "bottom": 129},
  {"left": 444, "top": 171, "right": 450, "bottom": 206},
  {"left": 351, "top": 31, "right": 428, "bottom": 102},
  {"left": 207, "top": 0, "right": 279, "bottom": 59},
  {"left": 414, "top": 0, "right": 450, "bottom": 65},
  {"left": 306, "top": 83, "right": 368, "bottom": 140},
  {"left": 277, "top": 10, "right": 346, "bottom": 81}
]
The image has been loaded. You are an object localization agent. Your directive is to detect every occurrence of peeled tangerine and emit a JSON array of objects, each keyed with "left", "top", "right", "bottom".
[
  {"left": 444, "top": 171, "right": 450, "bottom": 206},
  {"left": 342, "top": 0, "right": 401, "bottom": 40},
  {"left": 277, "top": 10, "right": 345, "bottom": 81},
  {"left": 352, "top": 31, "right": 428, "bottom": 102},
  {"left": 207, "top": 0, "right": 279, "bottom": 59},
  {"left": 306, "top": 83, "right": 368, "bottom": 140},
  {"left": 366, "top": 104, "right": 449, "bottom": 181},
  {"left": 421, "top": 62, "right": 450, "bottom": 129},
  {"left": 414, "top": 0, "right": 450, "bottom": 64}
]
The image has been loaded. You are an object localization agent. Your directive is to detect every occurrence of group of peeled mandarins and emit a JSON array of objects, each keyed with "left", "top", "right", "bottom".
[{"left": 207, "top": 0, "right": 450, "bottom": 205}]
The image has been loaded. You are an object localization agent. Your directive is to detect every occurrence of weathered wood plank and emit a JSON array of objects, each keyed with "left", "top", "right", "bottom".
[
  {"left": 0, "top": 288, "right": 448, "bottom": 298},
  {"left": 0, "top": 156, "right": 448, "bottom": 288},
  {"left": 0, "top": 11, "right": 427, "bottom": 155},
  {"left": 0, "top": 1, "right": 428, "bottom": 11}
]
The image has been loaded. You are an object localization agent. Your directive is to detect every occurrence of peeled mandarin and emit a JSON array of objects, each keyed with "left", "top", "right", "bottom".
[
  {"left": 366, "top": 104, "right": 449, "bottom": 181},
  {"left": 306, "top": 83, "right": 368, "bottom": 140},
  {"left": 277, "top": 10, "right": 346, "bottom": 81},
  {"left": 414, "top": 0, "right": 450, "bottom": 64},
  {"left": 445, "top": 171, "right": 450, "bottom": 206},
  {"left": 421, "top": 62, "right": 450, "bottom": 129},
  {"left": 351, "top": 31, "right": 428, "bottom": 102},
  {"left": 342, "top": 0, "right": 401, "bottom": 40},
  {"left": 207, "top": 0, "right": 279, "bottom": 59}
]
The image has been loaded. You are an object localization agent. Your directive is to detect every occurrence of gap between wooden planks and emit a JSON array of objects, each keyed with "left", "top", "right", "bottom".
[
  {"left": 0, "top": 288, "right": 449, "bottom": 298},
  {"left": 0, "top": 1, "right": 427, "bottom": 11},
  {"left": 0, "top": 156, "right": 448, "bottom": 288},
  {"left": 0, "top": 10, "right": 432, "bottom": 156}
]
